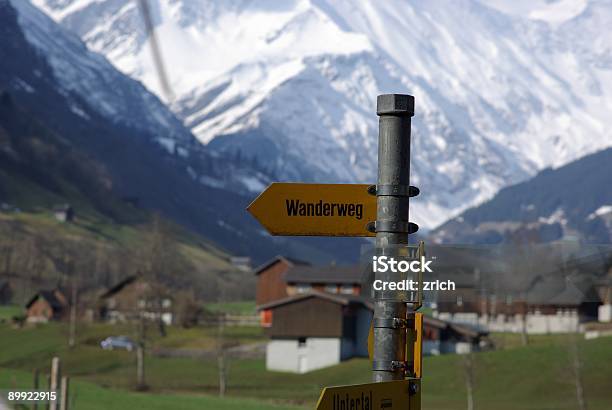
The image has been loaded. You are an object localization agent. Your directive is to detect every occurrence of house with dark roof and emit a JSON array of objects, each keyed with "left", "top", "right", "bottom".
[
  {"left": 53, "top": 204, "right": 74, "bottom": 222},
  {"left": 25, "top": 289, "right": 69, "bottom": 323},
  {"left": 255, "top": 256, "right": 488, "bottom": 372},
  {"left": 258, "top": 291, "right": 372, "bottom": 373},
  {"left": 435, "top": 271, "right": 601, "bottom": 334},
  {"left": 98, "top": 275, "right": 173, "bottom": 325},
  {"left": 254, "top": 256, "right": 362, "bottom": 307}
]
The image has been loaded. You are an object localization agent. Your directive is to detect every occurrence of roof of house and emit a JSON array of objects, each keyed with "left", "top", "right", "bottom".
[
  {"left": 525, "top": 276, "right": 600, "bottom": 305},
  {"left": 252, "top": 255, "right": 310, "bottom": 275},
  {"left": 100, "top": 275, "right": 139, "bottom": 299},
  {"left": 25, "top": 290, "right": 67, "bottom": 311},
  {"left": 285, "top": 264, "right": 364, "bottom": 284},
  {"left": 257, "top": 290, "right": 373, "bottom": 311}
]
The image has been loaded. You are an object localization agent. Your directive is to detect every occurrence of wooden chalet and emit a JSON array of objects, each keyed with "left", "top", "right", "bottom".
[
  {"left": 25, "top": 289, "right": 69, "bottom": 323},
  {"left": 98, "top": 275, "right": 174, "bottom": 325}
]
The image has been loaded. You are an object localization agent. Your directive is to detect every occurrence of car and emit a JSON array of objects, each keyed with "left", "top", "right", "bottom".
[{"left": 100, "top": 336, "right": 137, "bottom": 351}]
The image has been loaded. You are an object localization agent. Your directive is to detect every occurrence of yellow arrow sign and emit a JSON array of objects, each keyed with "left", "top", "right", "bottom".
[
  {"left": 247, "top": 183, "right": 376, "bottom": 236},
  {"left": 316, "top": 380, "right": 419, "bottom": 410}
]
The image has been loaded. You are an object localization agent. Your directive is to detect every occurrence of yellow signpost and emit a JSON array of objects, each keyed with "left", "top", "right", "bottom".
[
  {"left": 315, "top": 380, "right": 420, "bottom": 410},
  {"left": 247, "top": 183, "right": 376, "bottom": 236},
  {"left": 246, "top": 95, "right": 423, "bottom": 410}
]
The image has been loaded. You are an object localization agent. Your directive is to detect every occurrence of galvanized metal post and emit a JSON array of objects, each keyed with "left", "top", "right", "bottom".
[{"left": 372, "top": 94, "right": 415, "bottom": 382}]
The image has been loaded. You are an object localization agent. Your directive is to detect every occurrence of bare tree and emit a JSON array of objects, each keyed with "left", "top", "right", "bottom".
[
  {"left": 140, "top": 214, "right": 181, "bottom": 337},
  {"left": 135, "top": 304, "right": 147, "bottom": 391},
  {"left": 216, "top": 286, "right": 228, "bottom": 397},
  {"left": 67, "top": 274, "right": 80, "bottom": 349}
]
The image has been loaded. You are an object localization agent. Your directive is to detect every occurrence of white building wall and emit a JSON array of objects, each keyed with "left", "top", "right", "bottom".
[
  {"left": 599, "top": 305, "right": 612, "bottom": 322},
  {"left": 437, "top": 311, "right": 581, "bottom": 334},
  {"left": 266, "top": 338, "right": 341, "bottom": 373}
]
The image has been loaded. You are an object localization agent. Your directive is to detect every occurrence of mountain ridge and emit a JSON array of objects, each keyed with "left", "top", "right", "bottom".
[
  {"left": 430, "top": 147, "right": 612, "bottom": 244},
  {"left": 31, "top": 0, "right": 612, "bottom": 228},
  {"left": 1, "top": 0, "right": 362, "bottom": 264}
]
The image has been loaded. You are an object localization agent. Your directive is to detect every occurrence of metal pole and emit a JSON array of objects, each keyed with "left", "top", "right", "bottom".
[{"left": 372, "top": 94, "right": 415, "bottom": 382}]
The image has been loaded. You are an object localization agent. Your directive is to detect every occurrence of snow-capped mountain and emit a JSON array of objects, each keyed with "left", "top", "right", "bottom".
[
  {"left": 31, "top": 0, "right": 612, "bottom": 228},
  {"left": 10, "top": 0, "right": 195, "bottom": 150},
  {"left": 2, "top": 0, "right": 365, "bottom": 263}
]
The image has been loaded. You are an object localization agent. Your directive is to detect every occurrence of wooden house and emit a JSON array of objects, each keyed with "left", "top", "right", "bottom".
[
  {"left": 25, "top": 289, "right": 69, "bottom": 323},
  {"left": 258, "top": 291, "right": 372, "bottom": 373},
  {"left": 53, "top": 204, "right": 74, "bottom": 222},
  {"left": 254, "top": 256, "right": 362, "bottom": 307},
  {"left": 436, "top": 272, "right": 601, "bottom": 334},
  {"left": 254, "top": 256, "right": 309, "bottom": 306},
  {"left": 98, "top": 275, "right": 174, "bottom": 325}
]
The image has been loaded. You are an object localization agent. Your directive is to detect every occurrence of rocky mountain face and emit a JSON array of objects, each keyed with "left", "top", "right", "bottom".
[{"left": 30, "top": 0, "right": 612, "bottom": 228}]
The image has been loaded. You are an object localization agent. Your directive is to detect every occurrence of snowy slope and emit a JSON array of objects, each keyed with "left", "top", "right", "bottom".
[
  {"left": 31, "top": 0, "right": 612, "bottom": 228},
  {"left": 11, "top": 0, "right": 194, "bottom": 149}
]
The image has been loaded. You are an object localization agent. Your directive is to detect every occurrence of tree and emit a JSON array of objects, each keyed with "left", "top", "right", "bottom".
[{"left": 139, "top": 214, "right": 181, "bottom": 337}]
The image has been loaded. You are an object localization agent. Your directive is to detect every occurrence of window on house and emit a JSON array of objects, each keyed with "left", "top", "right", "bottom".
[
  {"left": 295, "top": 284, "right": 312, "bottom": 294},
  {"left": 339, "top": 285, "right": 354, "bottom": 295},
  {"left": 324, "top": 285, "right": 338, "bottom": 294},
  {"left": 162, "top": 298, "right": 172, "bottom": 308},
  {"left": 298, "top": 337, "right": 307, "bottom": 347},
  {"left": 457, "top": 295, "right": 463, "bottom": 306}
]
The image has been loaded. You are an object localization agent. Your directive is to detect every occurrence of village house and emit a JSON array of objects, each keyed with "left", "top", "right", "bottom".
[
  {"left": 53, "top": 204, "right": 74, "bottom": 222},
  {"left": 255, "top": 256, "right": 488, "bottom": 373},
  {"left": 25, "top": 289, "right": 69, "bottom": 323},
  {"left": 254, "top": 256, "right": 363, "bottom": 307},
  {"left": 258, "top": 291, "right": 371, "bottom": 373},
  {"left": 98, "top": 275, "right": 174, "bottom": 325},
  {"left": 435, "top": 271, "right": 601, "bottom": 334}
]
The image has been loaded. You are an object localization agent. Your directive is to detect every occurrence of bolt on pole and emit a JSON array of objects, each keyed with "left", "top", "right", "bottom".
[{"left": 372, "top": 94, "right": 415, "bottom": 382}]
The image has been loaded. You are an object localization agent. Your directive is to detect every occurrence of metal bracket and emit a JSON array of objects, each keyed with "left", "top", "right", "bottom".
[
  {"left": 368, "top": 184, "right": 419, "bottom": 198},
  {"left": 366, "top": 220, "right": 419, "bottom": 234},
  {"left": 373, "top": 317, "right": 408, "bottom": 329},
  {"left": 372, "top": 360, "right": 407, "bottom": 372}
]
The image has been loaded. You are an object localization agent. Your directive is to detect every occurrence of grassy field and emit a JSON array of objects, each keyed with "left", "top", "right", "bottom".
[
  {"left": 0, "top": 305, "right": 21, "bottom": 322},
  {"left": 0, "top": 322, "right": 611, "bottom": 409},
  {"left": 204, "top": 301, "right": 257, "bottom": 315},
  {"left": 0, "top": 367, "right": 300, "bottom": 410}
]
